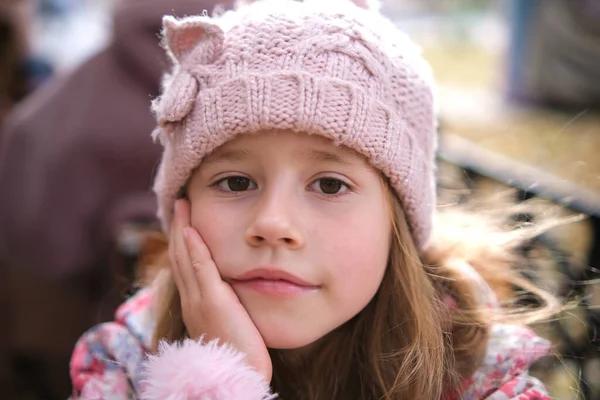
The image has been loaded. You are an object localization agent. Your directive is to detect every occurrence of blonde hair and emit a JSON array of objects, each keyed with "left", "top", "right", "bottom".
[{"left": 142, "top": 183, "right": 560, "bottom": 399}]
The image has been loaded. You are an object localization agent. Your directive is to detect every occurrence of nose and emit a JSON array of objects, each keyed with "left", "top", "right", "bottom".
[{"left": 245, "top": 190, "right": 305, "bottom": 249}]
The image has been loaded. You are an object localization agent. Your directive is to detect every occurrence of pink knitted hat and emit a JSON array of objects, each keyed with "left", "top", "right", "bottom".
[{"left": 151, "top": 0, "right": 438, "bottom": 249}]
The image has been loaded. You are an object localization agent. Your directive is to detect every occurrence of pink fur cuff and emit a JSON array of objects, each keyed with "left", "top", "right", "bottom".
[{"left": 141, "top": 338, "right": 276, "bottom": 399}]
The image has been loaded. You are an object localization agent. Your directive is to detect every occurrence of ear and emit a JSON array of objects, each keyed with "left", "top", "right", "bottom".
[{"left": 162, "top": 15, "right": 224, "bottom": 63}]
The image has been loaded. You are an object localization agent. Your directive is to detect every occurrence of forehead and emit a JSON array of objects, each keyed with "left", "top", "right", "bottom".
[{"left": 203, "top": 129, "right": 367, "bottom": 165}]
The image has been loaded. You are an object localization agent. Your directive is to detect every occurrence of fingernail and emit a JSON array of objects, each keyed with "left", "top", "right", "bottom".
[
  {"left": 183, "top": 227, "right": 190, "bottom": 240},
  {"left": 174, "top": 199, "right": 181, "bottom": 214}
]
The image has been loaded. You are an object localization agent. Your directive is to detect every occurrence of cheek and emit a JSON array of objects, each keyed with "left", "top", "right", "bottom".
[
  {"left": 190, "top": 202, "right": 241, "bottom": 267},
  {"left": 319, "top": 205, "right": 390, "bottom": 294}
]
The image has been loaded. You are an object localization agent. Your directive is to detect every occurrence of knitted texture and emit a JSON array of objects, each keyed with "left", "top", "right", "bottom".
[{"left": 151, "top": 0, "right": 438, "bottom": 249}]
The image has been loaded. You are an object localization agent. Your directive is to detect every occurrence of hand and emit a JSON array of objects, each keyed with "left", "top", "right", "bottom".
[{"left": 169, "top": 199, "right": 273, "bottom": 382}]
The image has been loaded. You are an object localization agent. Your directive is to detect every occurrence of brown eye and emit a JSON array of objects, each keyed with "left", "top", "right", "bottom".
[
  {"left": 215, "top": 176, "right": 256, "bottom": 192},
  {"left": 227, "top": 177, "right": 251, "bottom": 191},
  {"left": 318, "top": 178, "right": 344, "bottom": 194}
]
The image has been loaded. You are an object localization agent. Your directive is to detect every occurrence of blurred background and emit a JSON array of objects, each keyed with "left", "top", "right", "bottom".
[{"left": 0, "top": 0, "right": 599, "bottom": 398}]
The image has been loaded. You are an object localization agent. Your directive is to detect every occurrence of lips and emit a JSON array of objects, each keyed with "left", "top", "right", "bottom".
[
  {"left": 230, "top": 268, "right": 320, "bottom": 296},
  {"left": 232, "top": 268, "right": 318, "bottom": 287}
]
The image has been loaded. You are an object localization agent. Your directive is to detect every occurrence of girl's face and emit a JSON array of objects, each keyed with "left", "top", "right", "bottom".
[{"left": 187, "top": 130, "right": 391, "bottom": 349}]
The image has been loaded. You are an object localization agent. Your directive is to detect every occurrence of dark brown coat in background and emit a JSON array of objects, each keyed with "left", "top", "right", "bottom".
[{"left": 0, "top": 0, "right": 231, "bottom": 398}]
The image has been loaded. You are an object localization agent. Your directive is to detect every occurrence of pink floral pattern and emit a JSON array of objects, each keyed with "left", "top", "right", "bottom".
[
  {"left": 69, "top": 288, "right": 551, "bottom": 399},
  {"left": 70, "top": 289, "right": 154, "bottom": 399}
]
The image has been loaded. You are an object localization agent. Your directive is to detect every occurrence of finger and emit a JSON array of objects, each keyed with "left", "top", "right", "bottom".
[
  {"left": 170, "top": 199, "right": 197, "bottom": 297},
  {"left": 168, "top": 208, "right": 186, "bottom": 299},
  {"left": 168, "top": 200, "right": 185, "bottom": 287},
  {"left": 183, "top": 226, "right": 223, "bottom": 294}
]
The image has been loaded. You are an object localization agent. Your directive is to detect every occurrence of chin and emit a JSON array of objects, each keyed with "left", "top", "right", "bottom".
[
  {"left": 260, "top": 326, "right": 320, "bottom": 349},
  {"left": 252, "top": 316, "right": 331, "bottom": 350}
]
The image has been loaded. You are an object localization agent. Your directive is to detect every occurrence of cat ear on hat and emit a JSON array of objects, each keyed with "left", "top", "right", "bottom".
[
  {"left": 162, "top": 15, "right": 224, "bottom": 64},
  {"left": 153, "top": 16, "right": 224, "bottom": 137}
]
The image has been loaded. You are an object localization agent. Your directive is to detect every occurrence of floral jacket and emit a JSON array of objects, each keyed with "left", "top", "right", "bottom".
[{"left": 70, "top": 287, "right": 551, "bottom": 399}]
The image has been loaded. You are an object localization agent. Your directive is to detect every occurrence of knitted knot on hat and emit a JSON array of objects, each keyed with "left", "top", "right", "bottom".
[{"left": 151, "top": 0, "right": 438, "bottom": 249}]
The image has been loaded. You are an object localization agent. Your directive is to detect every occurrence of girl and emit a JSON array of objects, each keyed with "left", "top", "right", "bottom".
[{"left": 70, "top": 0, "right": 559, "bottom": 398}]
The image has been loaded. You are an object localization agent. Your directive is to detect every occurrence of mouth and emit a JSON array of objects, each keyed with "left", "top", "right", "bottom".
[{"left": 229, "top": 268, "right": 320, "bottom": 296}]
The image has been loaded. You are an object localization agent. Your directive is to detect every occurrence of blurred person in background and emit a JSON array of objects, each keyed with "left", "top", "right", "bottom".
[
  {"left": 0, "top": 1, "right": 34, "bottom": 397},
  {"left": 0, "top": 0, "right": 231, "bottom": 398},
  {"left": 0, "top": 0, "right": 32, "bottom": 128},
  {"left": 508, "top": 0, "right": 600, "bottom": 109}
]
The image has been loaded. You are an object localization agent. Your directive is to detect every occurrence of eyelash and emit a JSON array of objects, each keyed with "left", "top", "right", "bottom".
[{"left": 210, "top": 175, "right": 354, "bottom": 197}]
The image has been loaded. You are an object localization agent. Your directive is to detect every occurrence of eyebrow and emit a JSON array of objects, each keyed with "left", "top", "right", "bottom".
[
  {"left": 202, "top": 147, "right": 357, "bottom": 167},
  {"left": 202, "top": 149, "right": 250, "bottom": 166},
  {"left": 299, "top": 148, "right": 355, "bottom": 166}
]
